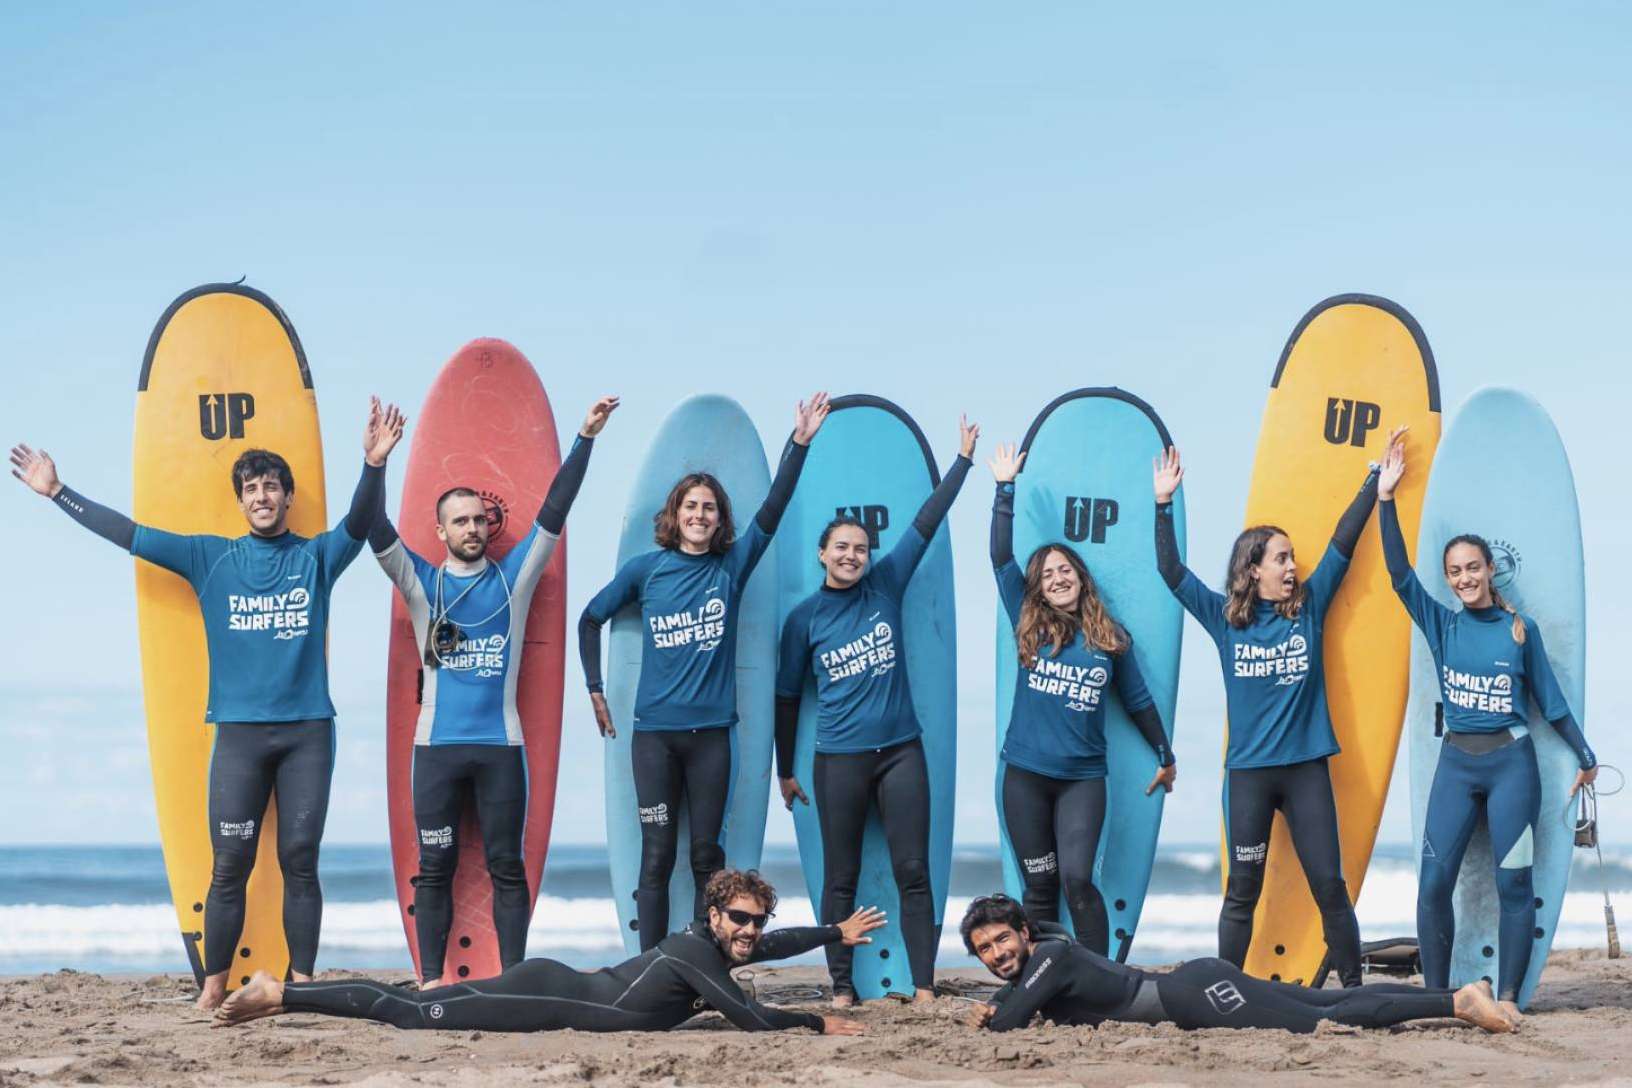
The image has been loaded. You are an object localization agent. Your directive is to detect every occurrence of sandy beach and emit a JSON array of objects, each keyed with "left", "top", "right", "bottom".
[{"left": 1, "top": 949, "right": 1627, "bottom": 1086}]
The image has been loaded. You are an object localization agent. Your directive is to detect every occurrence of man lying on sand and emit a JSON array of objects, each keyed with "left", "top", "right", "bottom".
[
  {"left": 960, "top": 894, "right": 1514, "bottom": 1034},
  {"left": 217, "top": 869, "right": 874, "bottom": 1035}
]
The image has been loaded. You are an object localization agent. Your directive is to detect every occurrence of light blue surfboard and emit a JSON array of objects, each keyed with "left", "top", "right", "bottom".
[
  {"left": 775, "top": 395, "right": 958, "bottom": 998},
  {"left": 1406, "top": 386, "right": 1585, "bottom": 1009},
  {"left": 994, "top": 388, "right": 1186, "bottom": 961},
  {"left": 602, "top": 394, "right": 778, "bottom": 955}
]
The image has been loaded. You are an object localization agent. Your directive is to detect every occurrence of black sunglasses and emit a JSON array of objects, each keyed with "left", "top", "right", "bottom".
[{"left": 723, "top": 907, "right": 772, "bottom": 929}]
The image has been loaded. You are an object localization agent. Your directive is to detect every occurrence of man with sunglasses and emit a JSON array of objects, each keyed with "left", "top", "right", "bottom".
[
  {"left": 960, "top": 894, "right": 1514, "bottom": 1034},
  {"left": 216, "top": 869, "right": 878, "bottom": 1034}
]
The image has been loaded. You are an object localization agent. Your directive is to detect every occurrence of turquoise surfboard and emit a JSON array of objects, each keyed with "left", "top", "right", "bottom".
[
  {"left": 775, "top": 395, "right": 958, "bottom": 998},
  {"left": 994, "top": 388, "right": 1186, "bottom": 960},
  {"left": 602, "top": 394, "right": 777, "bottom": 955},
  {"left": 1406, "top": 386, "right": 1585, "bottom": 1009}
]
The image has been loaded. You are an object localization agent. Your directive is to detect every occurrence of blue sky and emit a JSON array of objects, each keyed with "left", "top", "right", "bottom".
[{"left": 2, "top": 3, "right": 1629, "bottom": 846}]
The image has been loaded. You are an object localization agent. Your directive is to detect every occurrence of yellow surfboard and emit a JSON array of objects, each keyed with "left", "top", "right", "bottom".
[
  {"left": 133, "top": 284, "right": 328, "bottom": 987},
  {"left": 1230, "top": 294, "right": 1440, "bottom": 985}
]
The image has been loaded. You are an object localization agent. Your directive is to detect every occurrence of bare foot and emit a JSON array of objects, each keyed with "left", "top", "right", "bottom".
[
  {"left": 911, "top": 987, "right": 936, "bottom": 1006},
  {"left": 1498, "top": 998, "right": 1524, "bottom": 1029},
  {"left": 195, "top": 972, "right": 228, "bottom": 1012},
  {"left": 213, "top": 971, "right": 286, "bottom": 1027},
  {"left": 1453, "top": 981, "right": 1513, "bottom": 1033},
  {"left": 831, "top": 991, "right": 856, "bottom": 1010}
]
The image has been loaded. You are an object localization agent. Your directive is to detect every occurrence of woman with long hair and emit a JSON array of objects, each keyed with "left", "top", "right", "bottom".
[
  {"left": 1151, "top": 437, "right": 1396, "bottom": 987},
  {"left": 774, "top": 415, "right": 978, "bottom": 1006},
  {"left": 988, "top": 442, "right": 1175, "bottom": 953},
  {"left": 1376, "top": 432, "right": 1596, "bottom": 1023},
  {"left": 578, "top": 392, "right": 831, "bottom": 950}
]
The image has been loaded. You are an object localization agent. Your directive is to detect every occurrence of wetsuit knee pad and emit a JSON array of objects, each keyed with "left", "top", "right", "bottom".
[
  {"left": 1223, "top": 870, "right": 1264, "bottom": 908},
  {"left": 688, "top": 840, "right": 725, "bottom": 879},
  {"left": 278, "top": 838, "right": 321, "bottom": 885},
  {"left": 1310, "top": 875, "right": 1352, "bottom": 914},
  {"left": 1493, "top": 866, "right": 1534, "bottom": 912},
  {"left": 210, "top": 846, "right": 256, "bottom": 889},
  {"left": 891, "top": 857, "right": 931, "bottom": 896}
]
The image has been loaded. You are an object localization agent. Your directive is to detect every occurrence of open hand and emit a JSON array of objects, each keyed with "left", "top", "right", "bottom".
[
  {"left": 363, "top": 397, "right": 407, "bottom": 467},
  {"left": 1378, "top": 426, "right": 1408, "bottom": 500},
  {"left": 959, "top": 414, "right": 980, "bottom": 459},
  {"left": 793, "top": 392, "right": 831, "bottom": 446},
  {"left": 837, "top": 906, "right": 888, "bottom": 946},
  {"left": 9, "top": 443, "right": 62, "bottom": 498},
  {"left": 1152, "top": 446, "right": 1183, "bottom": 503},
  {"left": 987, "top": 442, "right": 1025, "bottom": 483},
  {"left": 821, "top": 1016, "right": 865, "bottom": 1036},
  {"left": 581, "top": 395, "right": 620, "bottom": 438}
]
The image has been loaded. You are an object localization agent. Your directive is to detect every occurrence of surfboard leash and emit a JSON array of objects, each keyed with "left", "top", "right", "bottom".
[{"left": 1570, "top": 764, "right": 1624, "bottom": 959}]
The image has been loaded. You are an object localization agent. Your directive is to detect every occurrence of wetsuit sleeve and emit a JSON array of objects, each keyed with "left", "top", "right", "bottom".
[
  {"left": 1378, "top": 498, "right": 1451, "bottom": 644},
  {"left": 774, "top": 603, "right": 813, "bottom": 778},
  {"left": 667, "top": 947, "right": 825, "bottom": 1032},
  {"left": 748, "top": 925, "right": 842, "bottom": 963},
  {"left": 875, "top": 454, "right": 972, "bottom": 598},
  {"left": 53, "top": 486, "right": 136, "bottom": 552},
  {"left": 1305, "top": 467, "right": 1379, "bottom": 614},
  {"left": 1523, "top": 619, "right": 1596, "bottom": 770},
  {"left": 537, "top": 435, "right": 593, "bottom": 535},
  {"left": 342, "top": 461, "right": 386, "bottom": 541},
  {"left": 986, "top": 942, "right": 1070, "bottom": 1032},
  {"left": 1156, "top": 502, "right": 1226, "bottom": 641},
  {"left": 1114, "top": 651, "right": 1173, "bottom": 766},
  {"left": 578, "top": 555, "right": 649, "bottom": 693},
  {"left": 755, "top": 440, "right": 811, "bottom": 535},
  {"left": 991, "top": 482, "right": 1026, "bottom": 625}
]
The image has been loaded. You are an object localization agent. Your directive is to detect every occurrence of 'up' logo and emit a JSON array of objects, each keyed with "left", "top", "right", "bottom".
[
  {"left": 1063, "top": 497, "right": 1118, "bottom": 544},
  {"left": 199, "top": 393, "right": 256, "bottom": 440},
  {"left": 1322, "top": 397, "right": 1381, "bottom": 448}
]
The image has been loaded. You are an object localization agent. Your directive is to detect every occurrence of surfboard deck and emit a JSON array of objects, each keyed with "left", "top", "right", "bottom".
[
  {"left": 995, "top": 388, "right": 1185, "bottom": 961},
  {"left": 1406, "top": 386, "right": 1583, "bottom": 1009},
  {"left": 1236, "top": 294, "right": 1441, "bottom": 984},
  {"left": 133, "top": 283, "right": 327, "bottom": 987},
  {"left": 776, "top": 394, "right": 957, "bottom": 998},
  {"left": 384, "top": 339, "right": 565, "bottom": 983},
  {"left": 603, "top": 394, "right": 776, "bottom": 955}
]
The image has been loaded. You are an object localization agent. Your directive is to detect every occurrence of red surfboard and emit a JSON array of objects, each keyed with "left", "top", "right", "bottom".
[{"left": 385, "top": 339, "right": 565, "bottom": 983}]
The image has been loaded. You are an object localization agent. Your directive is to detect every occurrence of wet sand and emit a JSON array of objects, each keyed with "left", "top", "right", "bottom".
[{"left": 2, "top": 949, "right": 1629, "bottom": 1086}]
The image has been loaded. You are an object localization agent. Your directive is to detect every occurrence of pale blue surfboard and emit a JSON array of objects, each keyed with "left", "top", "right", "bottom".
[
  {"left": 603, "top": 394, "right": 777, "bottom": 955},
  {"left": 1406, "top": 386, "right": 1585, "bottom": 1009},
  {"left": 776, "top": 395, "right": 957, "bottom": 998},
  {"left": 994, "top": 388, "right": 1186, "bottom": 961}
]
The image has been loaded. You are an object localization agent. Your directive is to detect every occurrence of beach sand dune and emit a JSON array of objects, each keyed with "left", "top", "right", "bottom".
[{"left": 2, "top": 950, "right": 1629, "bottom": 1086}]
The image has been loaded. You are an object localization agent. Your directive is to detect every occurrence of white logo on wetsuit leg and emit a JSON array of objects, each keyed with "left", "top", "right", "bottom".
[
  {"left": 1204, "top": 980, "right": 1245, "bottom": 1015},
  {"left": 429, "top": 1004, "right": 444, "bottom": 1020},
  {"left": 420, "top": 826, "right": 454, "bottom": 848},
  {"left": 650, "top": 596, "right": 727, "bottom": 653},
  {"left": 819, "top": 621, "right": 897, "bottom": 681},
  {"left": 1233, "top": 631, "right": 1309, "bottom": 685},
  {"left": 218, "top": 818, "right": 256, "bottom": 840},
  {"left": 1440, "top": 666, "right": 1515, "bottom": 715},
  {"left": 228, "top": 587, "right": 312, "bottom": 639},
  {"left": 639, "top": 802, "right": 670, "bottom": 826},
  {"left": 1233, "top": 841, "right": 1267, "bottom": 864},
  {"left": 1022, "top": 852, "right": 1058, "bottom": 876}
]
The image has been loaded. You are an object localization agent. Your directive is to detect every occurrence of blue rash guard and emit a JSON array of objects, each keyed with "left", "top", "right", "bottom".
[
  {"left": 578, "top": 442, "right": 809, "bottom": 731},
  {"left": 1154, "top": 470, "right": 1378, "bottom": 770},
  {"left": 1379, "top": 500, "right": 1594, "bottom": 769},
  {"left": 374, "top": 436, "right": 594, "bottom": 746},
  {"left": 775, "top": 455, "right": 971, "bottom": 755}
]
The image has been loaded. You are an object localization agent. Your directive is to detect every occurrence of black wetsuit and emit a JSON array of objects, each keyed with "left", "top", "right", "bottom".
[
  {"left": 985, "top": 925, "right": 1456, "bottom": 1033},
  {"left": 55, "top": 463, "right": 384, "bottom": 977},
  {"left": 282, "top": 922, "right": 839, "bottom": 1033}
]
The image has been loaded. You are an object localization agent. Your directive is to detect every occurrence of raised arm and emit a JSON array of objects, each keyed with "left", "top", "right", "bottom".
[
  {"left": 874, "top": 417, "right": 978, "bottom": 595},
  {"left": 751, "top": 391, "right": 830, "bottom": 536},
  {"left": 347, "top": 397, "right": 405, "bottom": 540},
  {"left": 987, "top": 441, "right": 1025, "bottom": 570},
  {"left": 12, "top": 444, "right": 137, "bottom": 550},
  {"left": 1151, "top": 446, "right": 1188, "bottom": 590},
  {"left": 537, "top": 396, "right": 618, "bottom": 534},
  {"left": 1376, "top": 431, "right": 1452, "bottom": 641}
]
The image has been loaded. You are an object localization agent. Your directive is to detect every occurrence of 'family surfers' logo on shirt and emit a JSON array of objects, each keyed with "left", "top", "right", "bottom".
[
  {"left": 1442, "top": 667, "right": 1514, "bottom": 714},
  {"left": 228, "top": 587, "right": 311, "bottom": 639},
  {"left": 650, "top": 596, "right": 727, "bottom": 653},
  {"left": 1233, "top": 632, "right": 1309, "bottom": 685},
  {"left": 820, "top": 620, "right": 896, "bottom": 681},
  {"left": 1026, "top": 659, "right": 1109, "bottom": 712},
  {"left": 437, "top": 633, "right": 510, "bottom": 676}
]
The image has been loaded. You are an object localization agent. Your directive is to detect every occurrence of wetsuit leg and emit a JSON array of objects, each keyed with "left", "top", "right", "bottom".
[
  {"left": 1157, "top": 959, "right": 1456, "bottom": 1032},
  {"left": 283, "top": 958, "right": 615, "bottom": 1031},
  {"left": 273, "top": 720, "right": 335, "bottom": 976},
  {"left": 1484, "top": 737, "right": 1541, "bottom": 1002},
  {"left": 814, "top": 749, "right": 872, "bottom": 997},
  {"left": 678, "top": 728, "right": 732, "bottom": 923},
  {"left": 205, "top": 724, "right": 278, "bottom": 975},
  {"left": 1417, "top": 741, "right": 1483, "bottom": 990},
  {"left": 1220, "top": 766, "right": 1277, "bottom": 968},
  {"left": 1054, "top": 776, "right": 1108, "bottom": 956},
  {"left": 473, "top": 745, "right": 531, "bottom": 970},
  {"left": 412, "top": 746, "right": 471, "bottom": 981},
  {"left": 875, "top": 739, "right": 936, "bottom": 991},
  {"left": 1001, "top": 764, "right": 1064, "bottom": 927},
  {"left": 1280, "top": 758, "right": 1362, "bottom": 987},
  {"left": 631, "top": 730, "right": 682, "bottom": 951}
]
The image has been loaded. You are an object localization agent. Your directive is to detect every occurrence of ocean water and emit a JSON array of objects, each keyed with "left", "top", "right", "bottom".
[{"left": 1, "top": 843, "right": 1627, "bottom": 976}]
